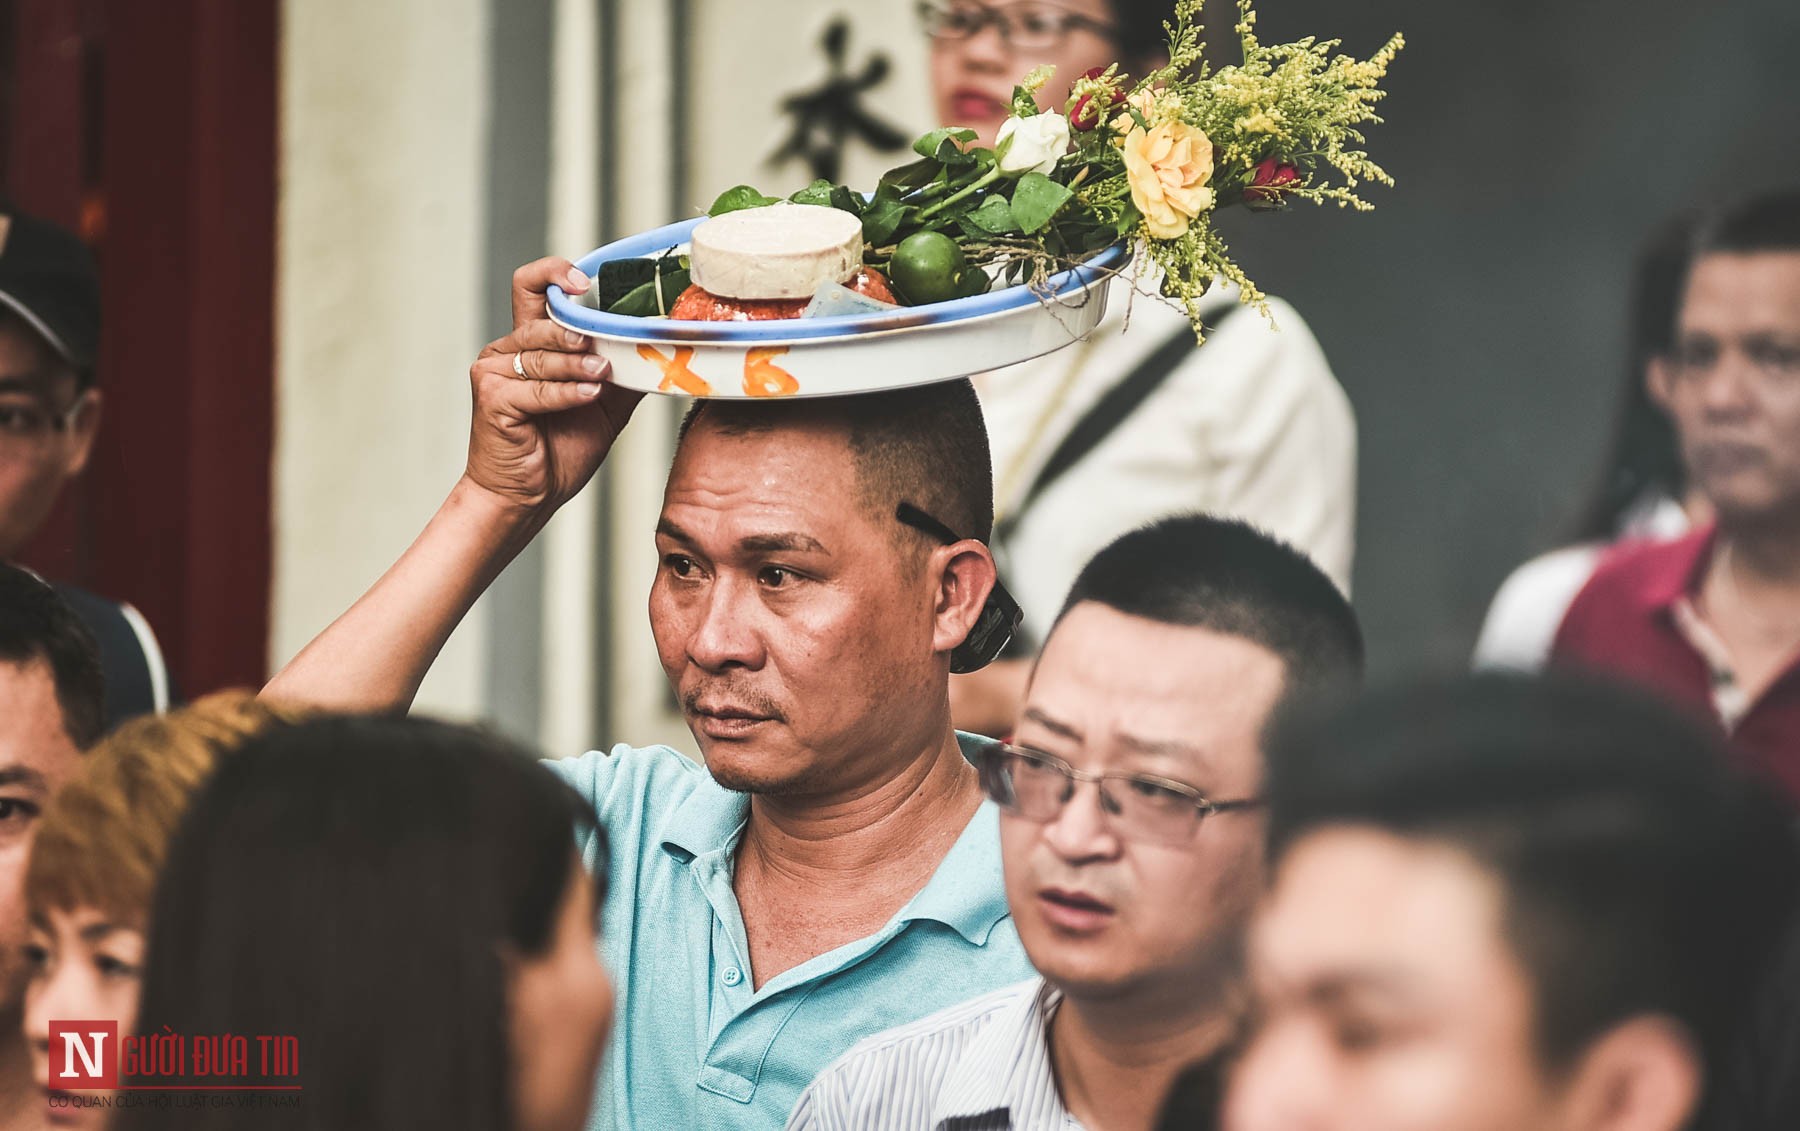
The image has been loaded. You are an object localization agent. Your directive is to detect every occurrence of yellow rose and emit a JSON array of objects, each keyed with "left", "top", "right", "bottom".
[{"left": 1121, "top": 122, "right": 1215, "bottom": 239}]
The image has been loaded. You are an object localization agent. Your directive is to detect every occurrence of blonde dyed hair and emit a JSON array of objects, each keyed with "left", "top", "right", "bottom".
[{"left": 25, "top": 691, "right": 300, "bottom": 925}]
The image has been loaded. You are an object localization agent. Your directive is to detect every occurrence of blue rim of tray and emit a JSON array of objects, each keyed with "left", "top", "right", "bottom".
[{"left": 545, "top": 214, "right": 1129, "bottom": 345}]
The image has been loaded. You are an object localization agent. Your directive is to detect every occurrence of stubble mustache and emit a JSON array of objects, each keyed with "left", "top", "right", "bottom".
[{"left": 681, "top": 682, "right": 789, "bottom": 722}]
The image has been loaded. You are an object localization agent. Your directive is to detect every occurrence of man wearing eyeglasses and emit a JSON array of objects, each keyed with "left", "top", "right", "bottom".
[
  {"left": 789, "top": 514, "right": 1363, "bottom": 1131},
  {"left": 918, "top": 1, "right": 1359, "bottom": 741},
  {"left": 0, "top": 207, "right": 170, "bottom": 728},
  {"left": 1552, "top": 189, "right": 1800, "bottom": 812}
]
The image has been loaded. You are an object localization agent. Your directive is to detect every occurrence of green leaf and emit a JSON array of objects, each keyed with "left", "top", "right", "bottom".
[
  {"left": 829, "top": 183, "right": 865, "bottom": 216},
  {"left": 861, "top": 196, "right": 908, "bottom": 245},
  {"left": 593, "top": 258, "right": 657, "bottom": 310},
  {"left": 708, "top": 185, "right": 778, "bottom": 216},
  {"left": 788, "top": 179, "right": 836, "bottom": 208},
  {"left": 1008, "top": 172, "right": 1074, "bottom": 234},
  {"left": 879, "top": 156, "right": 943, "bottom": 194},
  {"left": 1078, "top": 223, "right": 1120, "bottom": 252},
  {"left": 1112, "top": 201, "right": 1143, "bottom": 237},
  {"left": 912, "top": 126, "right": 978, "bottom": 161},
  {"left": 962, "top": 194, "right": 1020, "bottom": 235},
  {"left": 607, "top": 264, "right": 691, "bottom": 317}
]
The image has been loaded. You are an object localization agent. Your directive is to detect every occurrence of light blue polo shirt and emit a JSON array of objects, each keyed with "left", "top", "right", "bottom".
[{"left": 545, "top": 736, "right": 1033, "bottom": 1131}]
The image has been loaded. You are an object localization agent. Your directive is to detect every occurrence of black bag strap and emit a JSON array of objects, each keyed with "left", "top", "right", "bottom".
[{"left": 994, "top": 302, "right": 1242, "bottom": 547}]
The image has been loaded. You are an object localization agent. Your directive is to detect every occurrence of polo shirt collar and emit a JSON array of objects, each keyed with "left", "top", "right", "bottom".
[
  {"left": 658, "top": 769, "right": 749, "bottom": 862},
  {"left": 932, "top": 978, "right": 1068, "bottom": 1128},
  {"left": 1638, "top": 523, "right": 1718, "bottom": 613},
  {"left": 654, "top": 732, "right": 1014, "bottom": 946},
  {"left": 897, "top": 798, "right": 1013, "bottom": 945}
]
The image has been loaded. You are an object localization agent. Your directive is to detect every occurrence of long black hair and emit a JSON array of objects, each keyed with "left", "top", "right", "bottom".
[
  {"left": 1570, "top": 211, "right": 1695, "bottom": 541},
  {"left": 113, "top": 715, "right": 607, "bottom": 1131}
]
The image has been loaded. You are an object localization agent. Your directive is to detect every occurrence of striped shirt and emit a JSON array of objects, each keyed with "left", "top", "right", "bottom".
[{"left": 787, "top": 977, "right": 1082, "bottom": 1131}]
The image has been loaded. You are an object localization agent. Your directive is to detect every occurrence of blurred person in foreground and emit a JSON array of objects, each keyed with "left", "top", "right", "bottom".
[
  {"left": 0, "top": 565, "right": 102, "bottom": 1131},
  {"left": 1221, "top": 675, "right": 1798, "bottom": 1131},
  {"left": 0, "top": 208, "right": 169, "bottom": 727},
  {"left": 1474, "top": 212, "right": 1703, "bottom": 669},
  {"left": 1551, "top": 190, "right": 1800, "bottom": 809},
  {"left": 790, "top": 516, "right": 1363, "bottom": 1131},
  {"left": 113, "top": 716, "right": 615, "bottom": 1131},
  {"left": 21, "top": 692, "right": 290, "bottom": 1130},
  {"left": 262, "top": 260, "right": 1035, "bottom": 1129},
  {"left": 922, "top": 0, "right": 1357, "bottom": 736}
]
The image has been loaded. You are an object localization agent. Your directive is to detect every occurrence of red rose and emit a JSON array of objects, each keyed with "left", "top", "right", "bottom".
[
  {"left": 1070, "top": 68, "right": 1128, "bottom": 132},
  {"left": 1244, "top": 156, "right": 1300, "bottom": 208}
]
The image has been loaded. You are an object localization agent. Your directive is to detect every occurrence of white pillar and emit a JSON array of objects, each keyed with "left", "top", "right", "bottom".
[{"left": 273, "top": 0, "right": 495, "bottom": 720}]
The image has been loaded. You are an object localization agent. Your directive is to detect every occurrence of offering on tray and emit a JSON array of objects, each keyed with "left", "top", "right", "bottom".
[
  {"left": 667, "top": 205, "right": 897, "bottom": 321},
  {"left": 546, "top": 0, "right": 1403, "bottom": 398}
]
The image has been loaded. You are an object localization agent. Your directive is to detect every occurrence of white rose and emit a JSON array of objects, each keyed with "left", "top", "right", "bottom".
[{"left": 995, "top": 112, "right": 1071, "bottom": 177}]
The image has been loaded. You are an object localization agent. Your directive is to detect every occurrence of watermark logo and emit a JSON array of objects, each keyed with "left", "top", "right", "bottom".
[
  {"left": 47, "top": 1022, "right": 301, "bottom": 1095},
  {"left": 48, "top": 1021, "right": 118, "bottom": 1089}
]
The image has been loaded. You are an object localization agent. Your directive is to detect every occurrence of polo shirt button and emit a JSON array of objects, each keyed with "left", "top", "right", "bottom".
[{"left": 722, "top": 967, "right": 743, "bottom": 987}]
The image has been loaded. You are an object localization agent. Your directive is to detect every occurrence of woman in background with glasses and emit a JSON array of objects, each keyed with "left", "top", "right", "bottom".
[{"left": 919, "top": 1, "right": 1360, "bottom": 741}]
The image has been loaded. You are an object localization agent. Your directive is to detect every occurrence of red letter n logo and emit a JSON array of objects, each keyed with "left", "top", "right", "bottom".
[{"left": 49, "top": 1021, "right": 118, "bottom": 1089}]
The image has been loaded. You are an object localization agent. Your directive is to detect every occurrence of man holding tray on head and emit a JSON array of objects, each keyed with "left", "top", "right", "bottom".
[
  {"left": 263, "top": 259, "right": 1042, "bottom": 1131},
  {"left": 921, "top": 0, "right": 1358, "bottom": 736}
]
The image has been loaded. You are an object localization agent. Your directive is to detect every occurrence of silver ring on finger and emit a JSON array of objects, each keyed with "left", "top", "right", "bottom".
[{"left": 512, "top": 351, "right": 528, "bottom": 378}]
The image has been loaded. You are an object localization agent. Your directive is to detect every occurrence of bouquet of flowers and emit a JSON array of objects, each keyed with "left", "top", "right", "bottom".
[{"left": 604, "top": 0, "right": 1402, "bottom": 341}]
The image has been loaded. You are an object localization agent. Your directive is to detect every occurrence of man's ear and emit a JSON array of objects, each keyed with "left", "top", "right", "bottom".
[
  {"left": 931, "top": 541, "right": 997, "bottom": 658},
  {"left": 1646, "top": 357, "right": 1676, "bottom": 415},
  {"left": 1555, "top": 1015, "right": 1701, "bottom": 1131},
  {"left": 60, "top": 387, "right": 102, "bottom": 477}
]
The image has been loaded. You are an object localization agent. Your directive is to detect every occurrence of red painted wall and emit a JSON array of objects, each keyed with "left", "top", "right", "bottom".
[{"left": 6, "top": 0, "right": 276, "bottom": 695}]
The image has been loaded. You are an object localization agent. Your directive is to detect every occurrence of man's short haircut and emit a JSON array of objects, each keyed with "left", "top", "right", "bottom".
[
  {"left": 1694, "top": 188, "right": 1800, "bottom": 258},
  {"left": 678, "top": 378, "right": 994, "bottom": 544},
  {"left": 0, "top": 563, "right": 105, "bottom": 746},
  {"left": 1051, "top": 515, "right": 1363, "bottom": 706},
  {"left": 1266, "top": 674, "right": 1800, "bottom": 1077}
]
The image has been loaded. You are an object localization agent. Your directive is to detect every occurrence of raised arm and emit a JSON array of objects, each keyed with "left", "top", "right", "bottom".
[{"left": 263, "top": 258, "right": 644, "bottom": 713}]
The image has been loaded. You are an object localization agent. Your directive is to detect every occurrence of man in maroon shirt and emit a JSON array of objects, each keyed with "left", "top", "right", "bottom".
[{"left": 1554, "top": 189, "right": 1800, "bottom": 809}]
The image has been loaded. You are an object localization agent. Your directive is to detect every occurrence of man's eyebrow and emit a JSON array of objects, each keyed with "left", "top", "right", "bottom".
[
  {"left": 738, "top": 532, "right": 828, "bottom": 556},
  {"left": 1020, "top": 709, "right": 1212, "bottom": 767},
  {"left": 654, "top": 520, "right": 829, "bottom": 557},
  {"left": 1304, "top": 968, "right": 1423, "bottom": 1006},
  {"left": 0, "top": 765, "right": 49, "bottom": 792},
  {"left": 1021, "top": 707, "right": 1083, "bottom": 742},
  {"left": 0, "top": 375, "right": 53, "bottom": 396},
  {"left": 1115, "top": 732, "right": 1215, "bottom": 770}
]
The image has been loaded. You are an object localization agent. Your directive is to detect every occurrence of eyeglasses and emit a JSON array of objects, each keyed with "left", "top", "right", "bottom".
[
  {"left": 918, "top": 1, "right": 1119, "bottom": 50},
  {"left": 978, "top": 743, "right": 1262, "bottom": 846},
  {"left": 1666, "top": 335, "right": 1800, "bottom": 391},
  {"left": 0, "top": 394, "right": 85, "bottom": 450}
]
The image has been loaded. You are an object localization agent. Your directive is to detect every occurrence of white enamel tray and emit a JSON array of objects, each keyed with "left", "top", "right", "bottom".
[{"left": 545, "top": 215, "right": 1128, "bottom": 399}]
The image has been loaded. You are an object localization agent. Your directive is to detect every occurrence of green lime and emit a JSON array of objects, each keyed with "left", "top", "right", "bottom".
[{"left": 889, "top": 231, "right": 968, "bottom": 306}]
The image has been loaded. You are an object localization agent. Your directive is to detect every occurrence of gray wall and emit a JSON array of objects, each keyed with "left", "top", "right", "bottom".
[{"left": 1212, "top": 0, "right": 1800, "bottom": 677}]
